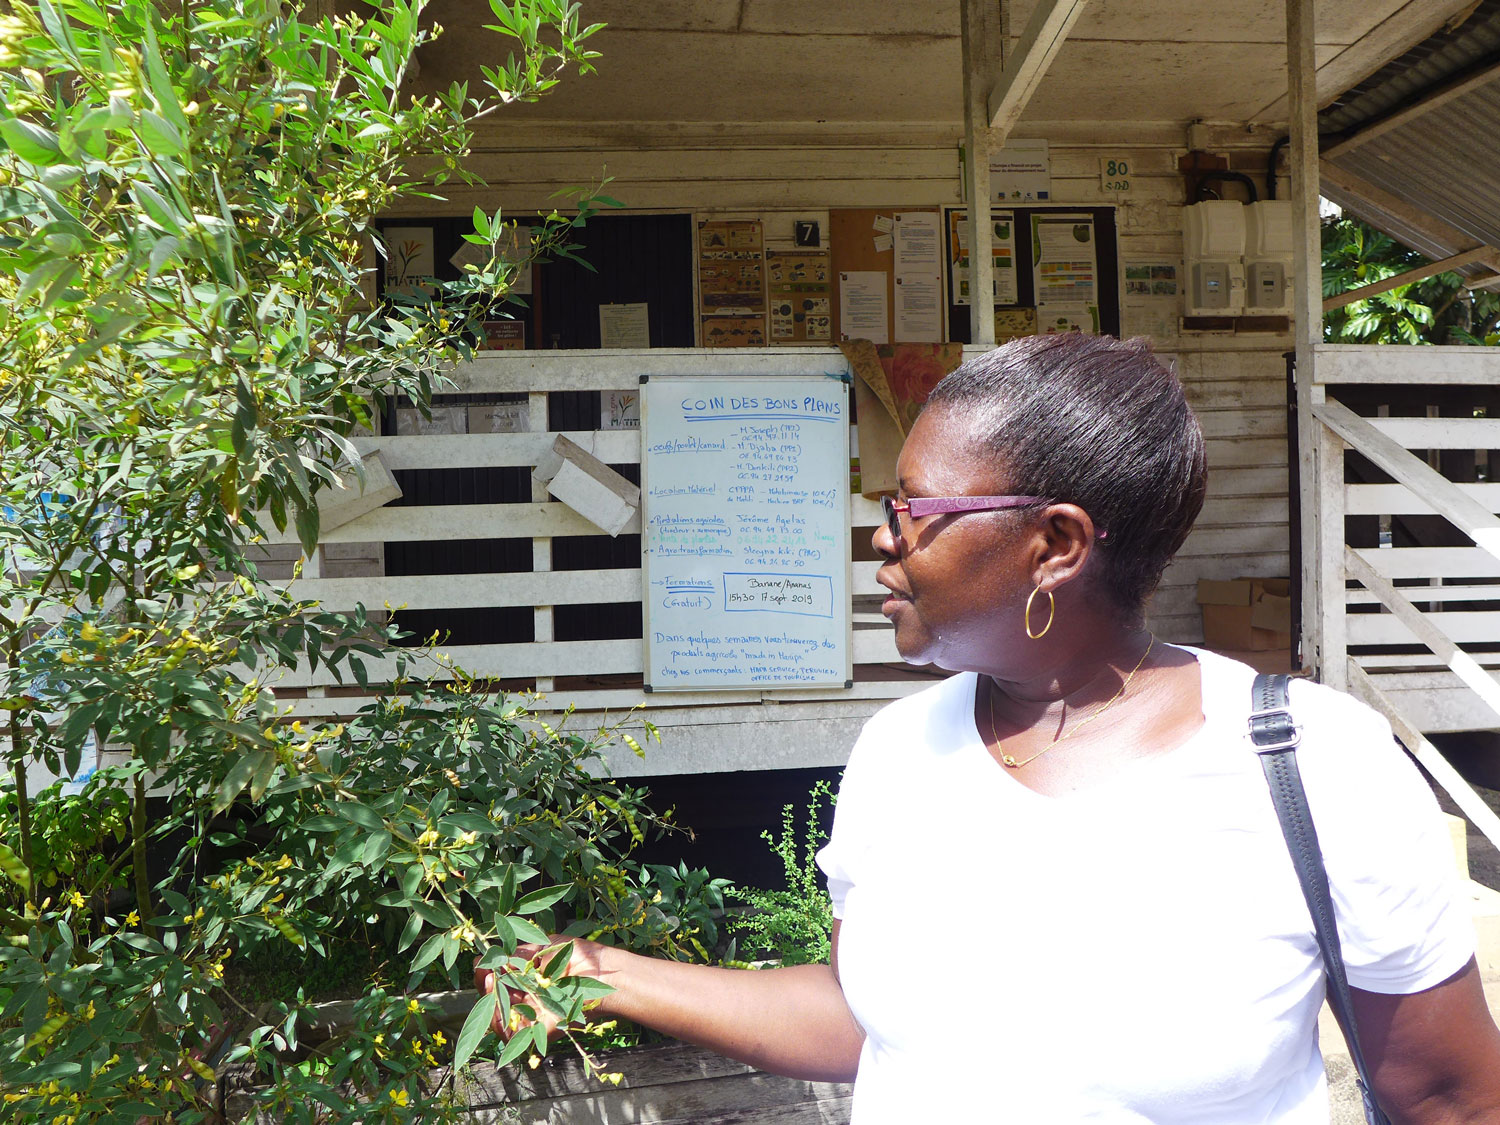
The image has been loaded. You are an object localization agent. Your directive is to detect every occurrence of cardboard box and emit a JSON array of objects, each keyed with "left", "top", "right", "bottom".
[{"left": 1196, "top": 576, "right": 1292, "bottom": 651}]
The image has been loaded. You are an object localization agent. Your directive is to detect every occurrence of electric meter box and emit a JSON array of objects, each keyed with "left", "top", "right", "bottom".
[
  {"left": 1244, "top": 200, "right": 1294, "bottom": 315},
  {"left": 1183, "top": 200, "right": 1247, "bottom": 316}
]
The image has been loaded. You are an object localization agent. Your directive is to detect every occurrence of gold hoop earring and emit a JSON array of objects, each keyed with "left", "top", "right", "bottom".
[{"left": 1025, "top": 585, "right": 1055, "bottom": 640}]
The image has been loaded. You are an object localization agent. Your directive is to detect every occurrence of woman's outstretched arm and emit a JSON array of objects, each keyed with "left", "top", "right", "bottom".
[{"left": 475, "top": 919, "right": 864, "bottom": 1083}]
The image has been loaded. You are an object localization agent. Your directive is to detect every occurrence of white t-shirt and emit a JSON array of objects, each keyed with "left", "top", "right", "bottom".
[{"left": 816, "top": 648, "right": 1474, "bottom": 1124}]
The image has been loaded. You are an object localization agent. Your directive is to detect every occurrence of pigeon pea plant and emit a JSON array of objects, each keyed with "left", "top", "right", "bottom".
[{"left": 0, "top": 1, "right": 710, "bottom": 1121}]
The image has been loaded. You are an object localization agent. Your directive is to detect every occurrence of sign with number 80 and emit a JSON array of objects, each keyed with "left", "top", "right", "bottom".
[{"left": 1100, "top": 156, "right": 1131, "bottom": 194}]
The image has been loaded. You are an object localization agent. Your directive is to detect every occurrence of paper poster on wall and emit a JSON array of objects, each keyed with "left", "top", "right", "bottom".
[
  {"left": 838, "top": 272, "right": 889, "bottom": 344},
  {"left": 640, "top": 376, "right": 850, "bottom": 690},
  {"left": 1124, "top": 263, "right": 1181, "bottom": 340},
  {"left": 449, "top": 224, "right": 535, "bottom": 297},
  {"left": 698, "top": 221, "right": 766, "bottom": 314},
  {"left": 468, "top": 402, "right": 530, "bottom": 433},
  {"left": 894, "top": 275, "right": 942, "bottom": 341},
  {"left": 381, "top": 226, "right": 435, "bottom": 298},
  {"left": 602, "top": 390, "right": 640, "bottom": 430},
  {"left": 991, "top": 139, "right": 1051, "bottom": 203},
  {"left": 892, "top": 213, "right": 942, "bottom": 341},
  {"left": 600, "top": 302, "right": 651, "bottom": 348},
  {"left": 702, "top": 316, "right": 767, "bottom": 348},
  {"left": 1037, "top": 304, "right": 1100, "bottom": 335},
  {"left": 1032, "top": 214, "right": 1099, "bottom": 331},
  {"left": 893, "top": 212, "right": 941, "bottom": 274},
  {"left": 947, "top": 209, "right": 1019, "bottom": 306},
  {"left": 996, "top": 307, "right": 1039, "bottom": 342},
  {"left": 766, "top": 251, "right": 832, "bottom": 343},
  {"left": 481, "top": 320, "right": 525, "bottom": 350}
]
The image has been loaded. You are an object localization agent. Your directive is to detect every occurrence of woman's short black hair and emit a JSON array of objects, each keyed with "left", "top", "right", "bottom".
[{"left": 924, "top": 333, "right": 1207, "bottom": 619}]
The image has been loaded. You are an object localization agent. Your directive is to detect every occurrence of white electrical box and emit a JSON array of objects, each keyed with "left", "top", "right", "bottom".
[
  {"left": 1244, "top": 200, "right": 1294, "bottom": 315},
  {"left": 1183, "top": 201, "right": 1246, "bottom": 316}
]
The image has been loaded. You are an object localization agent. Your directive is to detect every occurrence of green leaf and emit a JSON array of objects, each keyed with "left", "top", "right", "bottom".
[
  {"left": 249, "top": 747, "right": 278, "bottom": 802},
  {"left": 358, "top": 830, "right": 390, "bottom": 866},
  {"left": 141, "top": 17, "right": 190, "bottom": 134},
  {"left": 513, "top": 884, "right": 568, "bottom": 915},
  {"left": 136, "top": 110, "right": 185, "bottom": 157},
  {"left": 213, "top": 750, "right": 266, "bottom": 815},
  {"left": 0, "top": 120, "right": 63, "bottom": 165},
  {"left": 453, "top": 989, "right": 497, "bottom": 1072},
  {"left": 410, "top": 932, "right": 446, "bottom": 975},
  {"left": 338, "top": 803, "right": 384, "bottom": 832},
  {"left": 397, "top": 910, "right": 424, "bottom": 952},
  {"left": 294, "top": 503, "right": 320, "bottom": 555},
  {"left": 134, "top": 182, "right": 184, "bottom": 235},
  {"left": 0, "top": 841, "right": 32, "bottom": 895},
  {"left": 509, "top": 916, "right": 548, "bottom": 945},
  {"left": 495, "top": 1022, "right": 534, "bottom": 1068}
]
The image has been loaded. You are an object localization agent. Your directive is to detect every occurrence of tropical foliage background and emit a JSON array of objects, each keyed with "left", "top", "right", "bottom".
[{"left": 1323, "top": 212, "right": 1500, "bottom": 346}]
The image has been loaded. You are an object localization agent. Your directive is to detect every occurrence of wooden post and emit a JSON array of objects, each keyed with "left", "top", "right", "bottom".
[
  {"left": 303, "top": 545, "right": 328, "bottom": 700},
  {"left": 961, "top": 0, "right": 1003, "bottom": 346},
  {"left": 529, "top": 391, "right": 555, "bottom": 693},
  {"left": 1287, "top": 0, "right": 1329, "bottom": 678}
]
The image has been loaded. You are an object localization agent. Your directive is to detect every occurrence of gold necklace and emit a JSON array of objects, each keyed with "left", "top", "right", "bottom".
[{"left": 990, "top": 634, "right": 1155, "bottom": 769}]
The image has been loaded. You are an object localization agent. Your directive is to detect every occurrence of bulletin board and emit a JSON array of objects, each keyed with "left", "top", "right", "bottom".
[
  {"left": 828, "top": 208, "right": 944, "bottom": 345},
  {"left": 640, "top": 375, "right": 851, "bottom": 691},
  {"left": 943, "top": 205, "right": 1122, "bottom": 343}
]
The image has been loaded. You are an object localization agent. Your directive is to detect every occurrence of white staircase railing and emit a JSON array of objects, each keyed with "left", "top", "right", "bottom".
[{"left": 1308, "top": 344, "right": 1500, "bottom": 850}]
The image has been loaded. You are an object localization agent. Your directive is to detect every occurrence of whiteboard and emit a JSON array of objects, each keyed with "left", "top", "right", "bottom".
[{"left": 640, "top": 375, "right": 851, "bottom": 690}]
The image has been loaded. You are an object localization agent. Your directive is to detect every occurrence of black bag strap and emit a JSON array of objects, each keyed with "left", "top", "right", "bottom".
[{"left": 1250, "top": 672, "right": 1391, "bottom": 1125}]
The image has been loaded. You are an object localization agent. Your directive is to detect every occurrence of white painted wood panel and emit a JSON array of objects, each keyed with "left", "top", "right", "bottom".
[
  {"left": 1209, "top": 467, "right": 1290, "bottom": 498},
  {"left": 1365, "top": 417, "right": 1500, "bottom": 450},
  {"left": 286, "top": 570, "right": 642, "bottom": 612},
  {"left": 1354, "top": 547, "right": 1500, "bottom": 581},
  {"left": 261, "top": 502, "right": 638, "bottom": 545},
  {"left": 1191, "top": 496, "right": 1287, "bottom": 527},
  {"left": 1202, "top": 438, "right": 1290, "bottom": 468},
  {"left": 1184, "top": 381, "right": 1287, "bottom": 410},
  {"left": 1346, "top": 584, "right": 1500, "bottom": 605},
  {"left": 1348, "top": 483, "right": 1500, "bottom": 516},
  {"left": 1177, "top": 525, "right": 1290, "bottom": 556},
  {"left": 1315, "top": 344, "right": 1500, "bottom": 385},
  {"left": 1348, "top": 612, "right": 1500, "bottom": 646},
  {"left": 1195, "top": 408, "right": 1288, "bottom": 441},
  {"left": 356, "top": 432, "right": 643, "bottom": 471},
  {"left": 269, "top": 629, "right": 907, "bottom": 690}
]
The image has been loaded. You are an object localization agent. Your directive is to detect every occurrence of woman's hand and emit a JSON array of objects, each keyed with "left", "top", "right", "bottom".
[{"left": 472, "top": 937, "right": 612, "bottom": 1040}]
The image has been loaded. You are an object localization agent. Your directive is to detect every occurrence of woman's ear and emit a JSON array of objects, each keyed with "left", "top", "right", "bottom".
[{"left": 1031, "top": 503, "right": 1099, "bottom": 590}]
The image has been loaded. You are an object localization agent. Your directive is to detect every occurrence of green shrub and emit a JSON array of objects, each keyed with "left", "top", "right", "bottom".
[
  {"left": 729, "top": 781, "right": 835, "bottom": 966},
  {"left": 0, "top": 1, "right": 722, "bottom": 1119}
]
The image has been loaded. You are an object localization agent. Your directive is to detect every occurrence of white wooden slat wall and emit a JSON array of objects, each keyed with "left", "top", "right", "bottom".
[
  {"left": 363, "top": 135, "right": 1297, "bottom": 766},
  {"left": 1148, "top": 351, "right": 1291, "bottom": 644}
]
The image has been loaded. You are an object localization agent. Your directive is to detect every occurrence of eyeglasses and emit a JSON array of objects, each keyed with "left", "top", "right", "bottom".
[{"left": 880, "top": 493, "right": 1046, "bottom": 542}]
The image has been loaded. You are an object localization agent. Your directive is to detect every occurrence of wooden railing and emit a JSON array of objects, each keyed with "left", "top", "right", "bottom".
[
  {"left": 1307, "top": 344, "right": 1500, "bottom": 846},
  {"left": 254, "top": 348, "right": 962, "bottom": 775}
]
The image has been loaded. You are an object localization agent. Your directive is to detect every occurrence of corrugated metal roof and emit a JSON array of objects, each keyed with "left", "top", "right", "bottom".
[
  {"left": 1319, "top": 1, "right": 1500, "bottom": 285},
  {"left": 1329, "top": 81, "right": 1500, "bottom": 249},
  {"left": 1320, "top": 1, "right": 1500, "bottom": 134}
]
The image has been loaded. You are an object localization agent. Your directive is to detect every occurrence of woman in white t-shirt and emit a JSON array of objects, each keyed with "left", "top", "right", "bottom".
[{"left": 478, "top": 334, "right": 1500, "bottom": 1122}]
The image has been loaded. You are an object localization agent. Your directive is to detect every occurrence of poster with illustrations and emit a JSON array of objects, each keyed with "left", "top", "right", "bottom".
[
  {"left": 948, "top": 209, "right": 1019, "bottom": 305},
  {"left": 701, "top": 315, "right": 767, "bottom": 348},
  {"left": 1032, "top": 213, "right": 1100, "bottom": 335},
  {"left": 699, "top": 220, "right": 767, "bottom": 347},
  {"left": 1124, "top": 262, "right": 1181, "bottom": 340},
  {"left": 766, "top": 250, "right": 832, "bottom": 343},
  {"left": 381, "top": 226, "right": 435, "bottom": 299}
]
